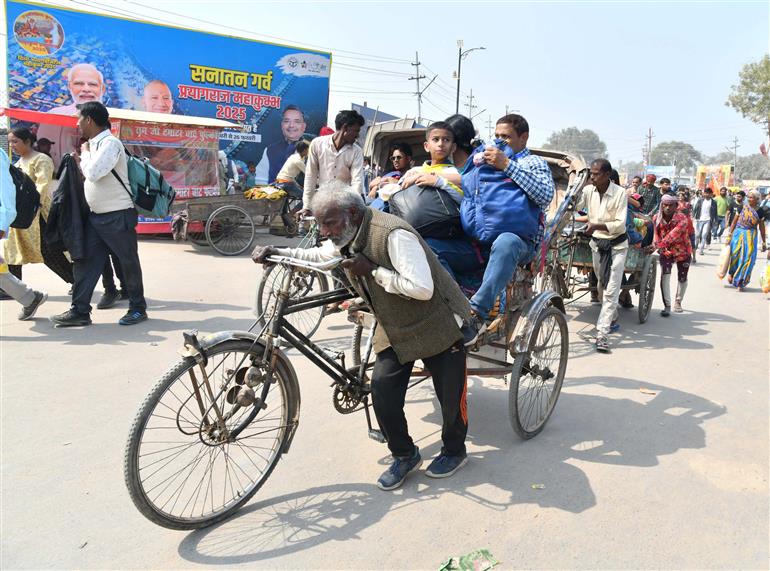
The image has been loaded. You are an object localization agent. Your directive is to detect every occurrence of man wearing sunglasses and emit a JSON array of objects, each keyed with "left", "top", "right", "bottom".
[{"left": 368, "top": 143, "right": 414, "bottom": 200}]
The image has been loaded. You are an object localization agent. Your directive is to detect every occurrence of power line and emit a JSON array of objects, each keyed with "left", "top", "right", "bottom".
[
  {"left": 334, "top": 63, "right": 411, "bottom": 76},
  {"left": 422, "top": 95, "right": 451, "bottom": 118},
  {"left": 330, "top": 90, "right": 414, "bottom": 94},
  {"left": 124, "top": 0, "right": 413, "bottom": 63},
  {"left": 43, "top": 0, "right": 413, "bottom": 67}
]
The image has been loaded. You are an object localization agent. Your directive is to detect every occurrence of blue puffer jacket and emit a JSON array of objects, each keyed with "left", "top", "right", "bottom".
[{"left": 460, "top": 142, "right": 541, "bottom": 245}]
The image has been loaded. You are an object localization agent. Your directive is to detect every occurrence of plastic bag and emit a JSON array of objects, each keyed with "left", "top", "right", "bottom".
[
  {"left": 761, "top": 260, "right": 770, "bottom": 294},
  {"left": 716, "top": 242, "right": 731, "bottom": 279}
]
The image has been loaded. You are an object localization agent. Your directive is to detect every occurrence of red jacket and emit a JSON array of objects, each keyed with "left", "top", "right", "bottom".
[{"left": 654, "top": 212, "right": 693, "bottom": 261}]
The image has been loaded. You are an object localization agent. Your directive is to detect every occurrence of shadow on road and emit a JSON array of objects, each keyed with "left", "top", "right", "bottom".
[
  {"left": 566, "top": 305, "right": 743, "bottom": 359},
  {"left": 176, "top": 373, "right": 725, "bottom": 565},
  {"left": 3, "top": 308, "right": 258, "bottom": 346}
]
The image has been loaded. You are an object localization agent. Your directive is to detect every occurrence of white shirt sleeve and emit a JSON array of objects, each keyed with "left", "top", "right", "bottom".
[
  {"left": 303, "top": 139, "right": 321, "bottom": 208},
  {"left": 349, "top": 148, "right": 365, "bottom": 196},
  {"left": 254, "top": 149, "right": 270, "bottom": 184},
  {"left": 274, "top": 239, "right": 339, "bottom": 262},
  {"left": 372, "top": 229, "right": 434, "bottom": 300},
  {"left": 80, "top": 136, "right": 122, "bottom": 183}
]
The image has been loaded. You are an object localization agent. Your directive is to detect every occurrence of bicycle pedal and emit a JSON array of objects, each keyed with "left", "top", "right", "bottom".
[{"left": 367, "top": 429, "right": 387, "bottom": 443}]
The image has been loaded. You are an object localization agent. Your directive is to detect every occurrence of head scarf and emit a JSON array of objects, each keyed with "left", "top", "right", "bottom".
[
  {"left": 646, "top": 174, "right": 657, "bottom": 183},
  {"left": 661, "top": 193, "right": 678, "bottom": 205}
]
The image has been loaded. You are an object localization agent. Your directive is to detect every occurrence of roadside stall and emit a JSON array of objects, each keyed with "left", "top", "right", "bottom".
[{"left": 1, "top": 106, "right": 239, "bottom": 234}]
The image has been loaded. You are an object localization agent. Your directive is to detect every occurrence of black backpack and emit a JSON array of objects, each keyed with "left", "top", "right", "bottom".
[{"left": 8, "top": 164, "right": 40, "bottom": 229}]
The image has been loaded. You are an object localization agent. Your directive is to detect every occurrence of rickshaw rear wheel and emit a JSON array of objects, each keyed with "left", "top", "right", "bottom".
[
  {"left": 206, "top": 205, "right": 256, "bottom": 256},
  {"left": 637, "top": 254, "right": 657, "bottom": 324},
  {"left": 509, "top": 306, "right": 568, "bottom": 439}
]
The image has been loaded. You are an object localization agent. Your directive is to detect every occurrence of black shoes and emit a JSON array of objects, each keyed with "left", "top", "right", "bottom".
[
  {"left": 51, "top": 309, "right": 92, "bottom": 327},
  {"left": 96, "top": 289, "right": 120, "bottom": 309},
  {"left": 461, "top": 314, "right": 487, "bottom": 347}
]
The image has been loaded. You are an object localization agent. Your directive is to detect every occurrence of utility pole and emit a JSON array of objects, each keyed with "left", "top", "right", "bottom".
[
  {"left": 485, "top": 115, "right": 493, "bottom": 139},
  {"left": 725, "top": 136, "right": 740, "bottom": 183},
  {"left": 409, "top": 51, "right": 426, "bottom": 124},
  {"left": 464, "top": 89, "right": 477, "bottom": 117},
  {"left": 645, "top": 127, "right": 654, "bottom": 166}
]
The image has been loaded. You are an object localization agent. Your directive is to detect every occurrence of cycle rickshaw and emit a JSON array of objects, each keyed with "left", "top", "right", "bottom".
[
  {"left": 123, "top": 148, "right": 588, "bottom": 530},
  {"left": 173, "top": 189, "right": 301, "bottom": 256},
  {"left": 541, "top": 193, "right": 658, "bottom": 324}
]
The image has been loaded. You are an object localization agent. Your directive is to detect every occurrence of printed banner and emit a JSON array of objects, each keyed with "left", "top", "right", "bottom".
[
  {"left": 644, "top": 165, "right": 675, "bottom": 179},
  {"left": 121, "top": 122, "right": 220, "bottom": 199},
  {"left": 695, "top": 164, "right": 734, "bottom": 192},
  {"left": 5, "top": 0, "right": 331, "bottom": 187}
]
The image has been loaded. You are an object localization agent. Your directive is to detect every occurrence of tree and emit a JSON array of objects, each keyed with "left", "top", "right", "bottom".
[
  {"left": 542, "top": 127, "right": 607, "bottom": 163},
  {"left": 737, "top": 154, "right": 770, "bottom": 180},
  {"left": 703, "top": 151, "right": 735, "bottom": 165},
  {"left": 619, "top": 160, "right": 645, "bottom": 177},
  {"left": 649, "top": 141, "right": 703, "bottom": 172},
  {"left": 726, "top": 55, "right": 770, "bottom": 136}
]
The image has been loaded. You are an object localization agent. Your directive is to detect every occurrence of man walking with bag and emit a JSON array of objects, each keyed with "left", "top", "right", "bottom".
[{"left": 51, "top": 102, "right": 148, "bottom": 326}]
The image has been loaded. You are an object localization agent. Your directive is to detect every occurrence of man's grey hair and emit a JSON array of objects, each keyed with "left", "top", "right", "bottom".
[{"left": 310, "top": 181, "right": 366, "bottom": 216}]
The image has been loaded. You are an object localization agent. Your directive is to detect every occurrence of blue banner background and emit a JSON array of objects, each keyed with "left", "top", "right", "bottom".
[{"left": 5, "top": 0, "right": 331, "bottom": 168}]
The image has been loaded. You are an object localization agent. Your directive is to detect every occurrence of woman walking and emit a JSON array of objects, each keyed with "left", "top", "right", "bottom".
[
  {"left": 5, "top": 128, "right": 74, "bottom": 286},
  {"left": 725, "top": 189, "right": 767, "bottom": 290}
]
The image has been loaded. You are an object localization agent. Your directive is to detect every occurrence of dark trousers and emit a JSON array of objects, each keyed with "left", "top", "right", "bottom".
[
  {"left": 72, "top": 208, "right": 146, "bottom": 315},
  {"left": 372, "top": 342, "right": 468, "bottom": 459},
  {"left": 8, "top": 217, "right": 74, "bottom": 285},
  {"left": 102, "top": 253, "right": 125, "bottom": 292}
]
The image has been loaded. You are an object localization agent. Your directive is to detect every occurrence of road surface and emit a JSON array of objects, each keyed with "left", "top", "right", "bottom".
[{"left": 1, "top": 233, "right": 767, "bottom": 569}]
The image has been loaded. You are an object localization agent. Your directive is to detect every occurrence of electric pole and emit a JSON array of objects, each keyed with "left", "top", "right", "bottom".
[
  {"left": 725, "top": 136, "right": 740, "bottom": 183},
  {"left": 409, "top": 51, "right": 426, "bottom": 124},
  {"left": 464, "top": 89, "right": 477, "bottom": 117},
  {"left": 645, "top": 127, "right": 655, "bottom": 166},
  {"left": 485, "top": 115, "right": 493, "bottom": 139}
]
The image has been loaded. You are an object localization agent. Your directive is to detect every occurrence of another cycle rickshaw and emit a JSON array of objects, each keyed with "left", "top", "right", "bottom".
[{"left": 541, "top": 194, "right": 658, "bottom": 324}]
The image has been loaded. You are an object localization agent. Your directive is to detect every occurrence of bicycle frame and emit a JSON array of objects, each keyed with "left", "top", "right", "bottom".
[{"left": 258, "top": 256, "right": 385, "bottom": 437}]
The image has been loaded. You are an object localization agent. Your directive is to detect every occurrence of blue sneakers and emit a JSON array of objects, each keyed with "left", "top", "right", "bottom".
[
  {"left": 377, "top": 447, "right": 422, "bottom": 491},
  {"left": 425, "top": 453, "right": 468, "bottom": 478},
  {"left": 119, "top": 310, "right": 148, "bottom": 325}
]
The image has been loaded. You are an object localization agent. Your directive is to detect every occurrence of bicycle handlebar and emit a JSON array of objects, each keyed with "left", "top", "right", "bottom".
[{"left": 265, "top": 255, "right": 344, "bottom": 272}]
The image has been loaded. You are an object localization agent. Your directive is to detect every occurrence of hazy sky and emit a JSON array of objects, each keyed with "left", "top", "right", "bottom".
[{"left": 2, "top": 0, "right": 768, "bottom": 164}]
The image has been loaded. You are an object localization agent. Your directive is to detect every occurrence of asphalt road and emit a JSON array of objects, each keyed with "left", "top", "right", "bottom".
[{"left": 1, "top": 232, "right": 768, "bottom": 569}]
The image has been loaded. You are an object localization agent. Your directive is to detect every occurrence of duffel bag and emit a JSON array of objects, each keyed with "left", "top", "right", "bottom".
[{"left": 388, "top": 183, "right": 463, "bottom": 239}]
